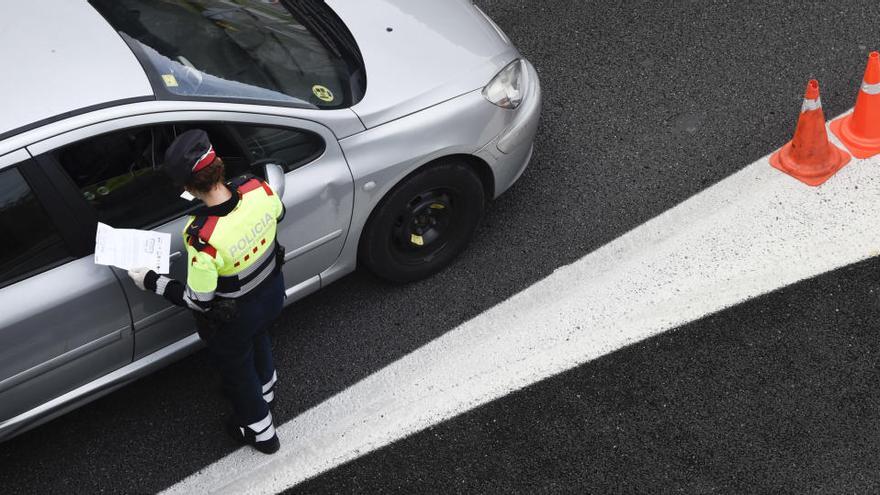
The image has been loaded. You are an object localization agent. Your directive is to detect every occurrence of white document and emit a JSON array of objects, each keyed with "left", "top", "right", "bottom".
[{"left": 94, "top": 222, "right": 171, "bottom": 274}]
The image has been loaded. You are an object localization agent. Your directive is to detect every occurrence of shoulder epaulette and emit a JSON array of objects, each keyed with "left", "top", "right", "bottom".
[
  {"left": 186, "top": 216, "right": 219, "bottom": 254},
  {"left": 227, "top": 174, "right": 256, "bottom": 192}
]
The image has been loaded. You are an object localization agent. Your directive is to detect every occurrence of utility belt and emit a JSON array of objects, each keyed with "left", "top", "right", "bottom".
[{"left": 215, "top": 241, "right": 285, "bottom": 299}]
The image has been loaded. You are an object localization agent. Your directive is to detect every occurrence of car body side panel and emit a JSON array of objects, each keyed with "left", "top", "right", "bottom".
[
  {"left": 0, "top": 334, "right": 201, "bottom": 443},
  {"left": 276, "top": 140, "right": 354, "bottom": 291},
  {"left": 0, "top": 259, "right": 133, "bottom": 423}
]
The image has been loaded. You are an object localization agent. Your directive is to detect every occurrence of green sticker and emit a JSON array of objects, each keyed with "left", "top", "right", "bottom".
[
  {"left": 162, "top": 74, "right": 179, "bottom": 87},
  {"left": 312, "top": 84, "right": 334, "bottom": 102}
]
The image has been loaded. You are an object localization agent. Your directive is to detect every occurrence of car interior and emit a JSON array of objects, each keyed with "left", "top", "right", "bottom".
[{"left": 51, "top": 122, "right": 321, "bottom": 231}]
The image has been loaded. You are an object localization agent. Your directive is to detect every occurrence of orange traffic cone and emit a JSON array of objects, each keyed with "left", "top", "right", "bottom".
[
  {"left": 831, "top": 51, "right": 880, "bottom": 158},
  {"left": 770, "top": 79, "right": 851, "bottom": 186}
]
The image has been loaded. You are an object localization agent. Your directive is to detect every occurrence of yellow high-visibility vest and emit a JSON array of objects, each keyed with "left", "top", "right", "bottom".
[{"left": 184, "top": 176, "right": 284, "bottom": 301}]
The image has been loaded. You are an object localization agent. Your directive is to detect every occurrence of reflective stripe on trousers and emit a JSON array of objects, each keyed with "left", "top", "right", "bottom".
[
  {"left": 262, "top": 370, "right": 277, "bottom": 403},
  {"left": 242, "top": 411, "right": 276, "bottom": 442}
]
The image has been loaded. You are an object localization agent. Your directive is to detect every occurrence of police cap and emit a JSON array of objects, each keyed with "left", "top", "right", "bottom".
[{"left": 164, "top": 129, "right": 217, "bottom": 185}]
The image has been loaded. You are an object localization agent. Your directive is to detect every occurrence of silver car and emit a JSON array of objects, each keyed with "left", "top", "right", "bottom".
[{"left": 0, "top": 0, "right": 541, "bottom": 441}]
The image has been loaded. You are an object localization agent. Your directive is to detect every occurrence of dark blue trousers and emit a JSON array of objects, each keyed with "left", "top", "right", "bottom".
[{"left": 206, "top": 272, "right": 284, "bottom": 426}]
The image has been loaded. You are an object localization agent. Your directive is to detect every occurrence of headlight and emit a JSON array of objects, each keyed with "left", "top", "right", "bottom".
[{"left": 483, "top": 60, "right": 524, "bottom": 109}]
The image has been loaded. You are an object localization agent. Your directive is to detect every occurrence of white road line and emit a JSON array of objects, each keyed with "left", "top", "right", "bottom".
[{"left": 162, "top": 116, "right": 880, "bottom": 494}]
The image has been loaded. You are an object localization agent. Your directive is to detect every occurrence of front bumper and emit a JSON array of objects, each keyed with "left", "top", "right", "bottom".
[{"left": 476, "top": 58, "right": 542, "bottom": 198}]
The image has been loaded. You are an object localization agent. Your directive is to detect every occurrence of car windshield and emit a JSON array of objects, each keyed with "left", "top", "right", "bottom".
[{"left": 89, "top": 0, "right": 365, "bottom": 109}]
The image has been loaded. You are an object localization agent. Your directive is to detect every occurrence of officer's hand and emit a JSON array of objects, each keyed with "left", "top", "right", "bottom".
[{"left": 128, "top": 268, "right": 150, "bottom": 291}]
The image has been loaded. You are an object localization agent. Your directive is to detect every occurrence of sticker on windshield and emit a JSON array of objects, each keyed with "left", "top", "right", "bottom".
[
  {"left": 312, "top": 84, "right": 334, "bottom": 103},
  {"left": 162, "top": 74, "right": 179, "bottom": 87}
]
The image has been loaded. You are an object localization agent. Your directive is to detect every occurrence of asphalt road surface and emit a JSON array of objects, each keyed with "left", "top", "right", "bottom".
[
  {"left": 4, "top": 0, "right": 880, "bottom": 493},
  {"left": 292, "top": 258, "right": 880, "bottom": 494}
]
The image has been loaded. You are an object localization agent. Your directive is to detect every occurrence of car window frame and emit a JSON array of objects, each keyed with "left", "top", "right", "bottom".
[
  {"left": 25, "top": 110, "right": 334, "bottom": 253},
  {"left": 0, "top": 153, "right": 80, "bottom": 289},
  {"left": 34, "top": 143, "right": 204, "bottom": 249},
  {"left": 35, "top": 126, "right": 206, "bottom": 234},
  {"left": 225, "top": 122, "right": 326, "bottom": 174}
]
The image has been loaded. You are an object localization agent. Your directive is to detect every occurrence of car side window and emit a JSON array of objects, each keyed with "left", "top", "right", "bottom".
[
  {"left": 53, "top": 126, "right": 193, "bottom": 229},
  {"left": 232, "top": 124, "right": 325, "bottom": 173},
  {"left": 0, "top": 167, "right": 71, "bottom": 285},
  {"left": 50, "top": 122, "right": 320, "bottom": 230}
]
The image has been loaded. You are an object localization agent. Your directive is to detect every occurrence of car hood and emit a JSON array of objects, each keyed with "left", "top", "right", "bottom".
[{"left": 326, "top": 0, "right": 519, "bottom": 129}]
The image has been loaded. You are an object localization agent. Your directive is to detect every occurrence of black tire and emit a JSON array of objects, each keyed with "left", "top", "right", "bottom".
[{"left": 359, "top": 160, "right": 486, "bottom": 283}]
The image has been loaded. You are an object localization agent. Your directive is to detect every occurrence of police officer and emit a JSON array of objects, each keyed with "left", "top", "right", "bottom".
[{"left": 128, "top": 129, "right": 285, "bottom": 454}]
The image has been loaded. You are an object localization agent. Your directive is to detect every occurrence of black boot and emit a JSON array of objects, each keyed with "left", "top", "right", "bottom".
[{"left": 227, "top": 415, "right": 280, "bottom": 454}]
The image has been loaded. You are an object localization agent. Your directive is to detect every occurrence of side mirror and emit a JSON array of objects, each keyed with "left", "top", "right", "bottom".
[{"left": 263, "top": 163, "right": 286, "bottom": 199}]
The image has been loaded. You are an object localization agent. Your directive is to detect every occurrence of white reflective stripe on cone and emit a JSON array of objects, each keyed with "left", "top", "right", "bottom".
[
  {"left": 862, "top": 81, "right": 880, "bottom": 95},
  {"left": 262, "top": 371, "right": 278, "bottom": 393},
  {"left": 248, "top": 412, "right": 272, "bottom": 433},
  {"left": 801, "top": 97, "right": 822, "bottom": 112},
  {"left": 255, "top": 425, "right": 276, "bottom": 443},
  {"left": 263, "top": 390, "right": 275, "bottom": 403}
]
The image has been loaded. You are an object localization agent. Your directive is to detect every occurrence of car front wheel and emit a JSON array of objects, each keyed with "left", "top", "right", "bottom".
[{"left": 359, "top": 160, "right": 486, "bottom": 283}]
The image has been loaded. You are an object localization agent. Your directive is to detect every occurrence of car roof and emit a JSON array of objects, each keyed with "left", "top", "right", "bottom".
[{"left": 0, "top": 0, "right": 154, "bottom": 140}]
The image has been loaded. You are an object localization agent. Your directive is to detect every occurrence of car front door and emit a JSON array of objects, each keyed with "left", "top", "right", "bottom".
[
  {"left": 225, "top": 118, "right": 354, "bottom": 296},
  {"left": 27, "top": 111, "right": 353, "bottom": 360},
  {"left": 0, "top": 150, "right": 133, "bottom": 434}
]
